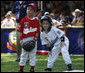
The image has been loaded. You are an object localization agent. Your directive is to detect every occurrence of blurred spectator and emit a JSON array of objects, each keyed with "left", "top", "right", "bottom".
[
  {"left": 43, "top": 1, "right": 51, "bottom": 13},
  {"left": 59, "top": 14, "right": 65, "bottom": 25},
  {"left": 65, "top": 16, "right": 72, "bottom": 26},
  {"left": 1, "top": 1, "right": 84, "bottom": 27},
  {"left": 60, "top": 20, "right": 67, "bottom": 27},
  {"left": 36, "top": 10, "right": 44, "bottom": 20},
  {"left": 50, "top": 13, "right": 62, "bottom": 27},
  {"left": 60, "top": 16, "right": 72, "bottom": 27},
  {"left": 58, "top": 14, "right": 72, "bottom": 27},
  {"left": 1, "top": 1, "right": 15, "bottom": 21},
  {"left": 71, "top": 9, "right": 84, "bottom": 26},
  {"left": 54, "top": 10, "right": 60, "bottom": 21},
  {"left": 1, "top": 11, "right": 16, "bottom": 26},
  {"left": 58, "top": 14, "right": 71, "bottom": 27},
  {"left": 42, "top": 1, "right": 84, "bottom": 21},
  {"left": 1, "top": 13, "right": 16, "bottom": 28}
]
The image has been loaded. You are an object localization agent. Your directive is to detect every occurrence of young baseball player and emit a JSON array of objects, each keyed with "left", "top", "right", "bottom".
[
  {"left": 17, "top": 3, "right": 40, "bottom": 72},
  {"left": 40, "top": 15, "right": 73, "bottom": 72},
  {"left": 11, "top": 1, "right": 35, "bottom": 62}
]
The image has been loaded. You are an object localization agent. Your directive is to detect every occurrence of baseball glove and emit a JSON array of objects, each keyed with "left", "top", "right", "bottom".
[{"left": 23, "top": 40, "right": 36, "bottom": 52}]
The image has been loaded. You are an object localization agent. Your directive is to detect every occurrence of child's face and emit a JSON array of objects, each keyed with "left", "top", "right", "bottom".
[
  {"left": 42, "top": 20, "right": 50, "bottom": 31},
  {"left": 27, "top": 6, "right": 35, "bottom": 16}
]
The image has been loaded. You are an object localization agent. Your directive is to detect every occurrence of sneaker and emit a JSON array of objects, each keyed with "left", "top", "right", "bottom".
[
  {"left": 18, "top": 70, "right": 23, "bottom": 72},
  {"left": 67, "top": 64, "right": 73, "bottom": 71},
  {"left": 30, "top": 69, "right": 34, "bottom": 72},
  {"left": 44, "top": 68, "right": 52, "bottom": 72}
]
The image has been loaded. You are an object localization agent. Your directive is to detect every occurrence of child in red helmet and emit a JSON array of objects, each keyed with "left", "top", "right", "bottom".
[{"left": 17, "top": 3, "right": 40, "bottom": 72}]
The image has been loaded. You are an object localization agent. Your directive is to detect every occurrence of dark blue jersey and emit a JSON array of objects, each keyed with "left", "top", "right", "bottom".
[{"left": 11, "top": 1, "right": 34, "bottom": 23}]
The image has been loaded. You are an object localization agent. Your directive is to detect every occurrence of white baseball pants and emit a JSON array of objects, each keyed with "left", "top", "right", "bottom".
[
  {"left": 47, "top": 37, "right": 72, "bottom": 68},
  {"left": 19, "top": 37, "right": 37, "bottom": 66}
]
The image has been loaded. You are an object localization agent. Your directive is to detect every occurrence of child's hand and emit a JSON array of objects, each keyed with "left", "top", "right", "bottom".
[
  {"left": 46, "top": 43, "right": 51, "bottom": 48},
  {"left": 61, "top": 42, "right": 66, "bottom": 47},
  {"left": 48, "top": 51, "right": 52, "bottom": 56}
]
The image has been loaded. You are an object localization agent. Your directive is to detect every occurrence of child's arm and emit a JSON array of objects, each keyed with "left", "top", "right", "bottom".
[
  {"left": 19, "top": 33, "right": 23, "bottom": 46},
  {"left": 33, "top": 20, "right": 40, "bottom": 41}
]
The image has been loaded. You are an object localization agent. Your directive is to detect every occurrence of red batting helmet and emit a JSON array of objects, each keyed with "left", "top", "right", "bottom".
[{"left": 26, "top": 3, "right": 37, "bottom": 12}]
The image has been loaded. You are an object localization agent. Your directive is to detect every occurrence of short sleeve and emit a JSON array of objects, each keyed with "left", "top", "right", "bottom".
[
  {"left": 53, "top": 27, "right": 65, "bottom": 38},
  {"left": 36, "top": 20, "right": 40, "bottom": 35}
]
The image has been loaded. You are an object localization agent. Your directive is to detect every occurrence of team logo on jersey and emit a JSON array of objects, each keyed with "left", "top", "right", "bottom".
[
  {"left": 24, "top": 22, "right": 29, "bottom": 27},
  {"left": 57, "top": 31, "right": 61, "bottom": 35}
]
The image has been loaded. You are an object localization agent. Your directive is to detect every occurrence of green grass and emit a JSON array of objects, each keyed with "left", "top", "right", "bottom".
[{"left": 1, "top": 53, "right": 84, "bottom": 72}]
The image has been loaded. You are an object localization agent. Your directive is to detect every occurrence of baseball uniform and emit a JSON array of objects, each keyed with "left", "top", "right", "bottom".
[
  {"left": 17, "top": 16, "right": 40, "bottom": 66},
  {"left": 40, "top": 27, "right": 72, "bottom": 68}
]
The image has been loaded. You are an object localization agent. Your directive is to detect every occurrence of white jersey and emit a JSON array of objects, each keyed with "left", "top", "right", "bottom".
[
  {"left": 40, "top": 27, "right": 65, "bottom": 46},
  {"left": 40, "top": 28, "right": 72, "bottom": 69}
]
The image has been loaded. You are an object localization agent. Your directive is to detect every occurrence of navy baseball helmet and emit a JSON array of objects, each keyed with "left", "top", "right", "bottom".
[
  {"left": 40, "top": 15, "right": 53, "bottom": 32},
  {"left": 40, "top": 15, "right": 53, "bottom": 26}
]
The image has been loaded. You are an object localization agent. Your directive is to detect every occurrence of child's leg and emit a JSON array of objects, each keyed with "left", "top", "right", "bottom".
[
  {"left": 47, "top": 46, "right": 61, "bottom": 69},
  {"left": 29, "top": 42, "right": 37, "bottom": 71},
  {"left": 61, "top": 38, "right": 72, "bottom": 70},
  {"left": 61, "top": 39, "right": 72, "bottom": 65},
  {"left": 19, "top": 48, "right": 29, "bottom": 71}
]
